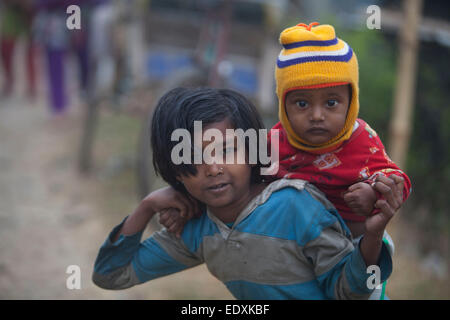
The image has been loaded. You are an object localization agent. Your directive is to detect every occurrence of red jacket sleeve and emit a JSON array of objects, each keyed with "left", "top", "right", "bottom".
[{"left": 360, "top": 123, "right": 412, "bottom": 205}]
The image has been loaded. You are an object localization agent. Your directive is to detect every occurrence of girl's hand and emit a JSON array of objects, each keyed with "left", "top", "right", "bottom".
[
  {"left": 144, "top": 186, "right": 199, "bottom": 220},
  {"left": 145, "top": 187, "right": 201, "bottom": 238},
  {"left": 358, "top": 175, "right": 405, "bottom": 266},
  {"left": 111, "top": 187, "right": 200, "bottom": 243},
  {"left": 364, "top": 175, "right": 404, "bottom": 238},
  {"left": 159, "top": 208, "right": 188, "bottom": 238}
]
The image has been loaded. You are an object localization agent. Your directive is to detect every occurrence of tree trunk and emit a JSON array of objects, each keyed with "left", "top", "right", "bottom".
[
  {"left": 387, "top": 0, "right": 423, "bottom": 246},
  {"left": 388, "top": 0, "right": 423, "bottom": 169},
  {"left": 78, "top": 97, "right": 100, "bottom": 173}
]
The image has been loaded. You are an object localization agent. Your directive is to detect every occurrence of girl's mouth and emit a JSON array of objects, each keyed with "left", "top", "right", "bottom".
[{"left": 207, "top": 183, "right": 230, "bottom": 194}]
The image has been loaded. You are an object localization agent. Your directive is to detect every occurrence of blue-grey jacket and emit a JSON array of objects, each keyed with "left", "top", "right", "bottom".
[{"left": 92, "top": 179, "right": 392, "bottom": 299}]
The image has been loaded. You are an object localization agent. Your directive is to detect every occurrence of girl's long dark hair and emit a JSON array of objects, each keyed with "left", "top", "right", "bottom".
[{"left": 151, "top": 87, "right": 266, "bottom": 194}]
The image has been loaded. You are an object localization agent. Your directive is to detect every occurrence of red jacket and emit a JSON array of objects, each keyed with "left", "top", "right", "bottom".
[{"left": 269, "top": 119, "right": 412, "bottom": 222}]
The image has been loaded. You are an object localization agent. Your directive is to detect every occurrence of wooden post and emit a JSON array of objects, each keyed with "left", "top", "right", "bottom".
[
  {"left": 388, "top": 0, "right": 423, "bottom": 169},
  {"left": 386, "top": 0, "right": 423, "bottom": 265}
]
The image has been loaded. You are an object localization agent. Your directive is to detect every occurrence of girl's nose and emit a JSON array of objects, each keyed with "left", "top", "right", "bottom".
[{"left": 205, "top": 163, "right": 224, "bottom": 177}]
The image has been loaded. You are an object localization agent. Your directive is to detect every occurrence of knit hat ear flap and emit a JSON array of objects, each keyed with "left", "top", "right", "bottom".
[{"left": 275, "top": 22, "right": 359, "bottom": 152}]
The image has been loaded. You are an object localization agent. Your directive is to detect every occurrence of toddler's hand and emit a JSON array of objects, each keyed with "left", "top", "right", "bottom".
[{"left": 343, "top": 182, "right": 377, "bottom": 216}]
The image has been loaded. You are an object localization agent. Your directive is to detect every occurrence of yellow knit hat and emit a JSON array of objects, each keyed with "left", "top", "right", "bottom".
[{"left": 275, "top": 22, "right": 359, "bottom": 152}]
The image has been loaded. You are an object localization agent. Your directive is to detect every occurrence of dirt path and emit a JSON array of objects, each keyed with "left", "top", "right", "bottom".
[
  {"left": 0, "top": 96, "right": 232, "bottom": 299},
  {"left": 0, "top": 97, "right": 116, "bottom": 299}
]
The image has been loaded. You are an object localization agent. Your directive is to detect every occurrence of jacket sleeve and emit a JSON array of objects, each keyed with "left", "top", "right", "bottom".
[
  {"left": 300, "top": 201, "right": 393, "bottom": 300},
  {"left": 92, "top": 218, "right": 203, "bottom": 290},
  {"left": 360, "top": 122, "right": 412, "bottom": 204}
]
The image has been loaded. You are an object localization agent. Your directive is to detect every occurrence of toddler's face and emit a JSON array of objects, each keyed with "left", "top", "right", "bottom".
[{"left": 285, "top": 85, "right": 350, "bottom": 145}]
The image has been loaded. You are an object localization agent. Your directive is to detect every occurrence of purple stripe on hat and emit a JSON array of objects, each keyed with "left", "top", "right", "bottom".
[
  {"left": 277, "top": 47, "right": 353, "bottom": 68},
  {"left": 283, "top": 38, "right": 338, "bottom": 49}
]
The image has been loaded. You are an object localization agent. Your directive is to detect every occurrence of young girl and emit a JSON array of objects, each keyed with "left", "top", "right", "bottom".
[{"left": 92, "top": 87, "right": 400, "bottom": 299}]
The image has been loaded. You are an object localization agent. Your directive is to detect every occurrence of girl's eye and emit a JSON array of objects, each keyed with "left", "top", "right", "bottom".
[
  {"left": 327, "top": 100, "right": 338, "bottom": 107},
  {"left": 295, "top": 100, "right": 308, "bottom": 108}
]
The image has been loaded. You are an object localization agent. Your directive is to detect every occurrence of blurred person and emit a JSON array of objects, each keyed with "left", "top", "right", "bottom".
[
  {"left": 88, "top": 0, "right": 116, "bottom": 97},
  {"left": 23, "top": 0, "right": 38, "bottom": 99},
  {"left": 71, "top": 1, "right": 90, "bottom": 99},
  {"left": 34, "top": 0, "right": 71, "bottom": 113},
  {"left": 0, "top": 0, "right": 37, "bottom": 98},
  {"left": 92, "top": 87, "right": 402, "bottom": 300},
  {"left": 34, "top": 0, "right": 91, "bottom": 114}
]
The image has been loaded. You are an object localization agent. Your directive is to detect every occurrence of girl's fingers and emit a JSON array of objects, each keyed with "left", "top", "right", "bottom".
[
  {"left": 375, "top": 199, "right": 395, "bottom": 221},
  {"left": 175, "top": 224, "right": 184, "bottom": 239},
  {"left": 159, "top": 208, "right": 177, "bottom": 226},
  {"left": 166, "top": 216, "right": 176, "bottom": 227},
  {"left": 373, "top": 176, "right": 400, "bottom": 210},
  {"left": 169, "top": 221, "right": 184, "bottom": 238},
  {"left": 389, "top": 174, "right": 404, "bottom": 202},
  {"left": 159, "top": 209, "right": 170, "bottom": 224},
  {"left": 175, "top": 194, "right": 194, "bottom": 218},
  {"left": 168, "top": 221, "right": 178, "bottom": 232}
]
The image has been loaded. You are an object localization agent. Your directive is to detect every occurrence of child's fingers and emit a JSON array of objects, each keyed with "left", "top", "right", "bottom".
[
  {"left": 374, "top": 199, "right": 395, "bottom": 221},
  {"left": 174, "top": 223, "right": 184, "bottom": 239},
  {"left": 343, "top": 190, "right": 357, "bottom": 204},
  {"left": 373, "top": 176, "right": 401, "bottom": 210},
  {"left": 365, "top": 199, "right": 395, "bottom": 235},
  {"left": 158, "top": 209, "right": 176, "bottom": 227},
  {"left": 175, "top": 194, "right": 195, "bottom": 218},
  {"left": 159, "top": 210, "right": 170, "bottom": 224},
  {"left": 389, "top": 174, "right": 404, "bottom": 201},
  {"left": 168, "top": 221, "right": 178, "bottom": 233},
  {"left": 346, "top": 182, "right": 364, "bottom": 192},
  {"left": 167, "top": 214, "right": 179, "bottom": 227},
  {"left": 169, "top": 220, "right": 185, "bottom": 238},
  {"left": 170, "top": 199, "right": 187, "bottom": 219}
]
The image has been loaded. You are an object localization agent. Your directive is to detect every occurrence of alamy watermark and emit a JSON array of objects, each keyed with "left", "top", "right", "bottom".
[
  {"left": 66, "top": 5, "right": 81, "bottom": 30},
  {"left": 66, "top": 4, "right": 381, "bottom": 31},
  {"left": 66, "top": 265, "right": 81, "bottom": 290},
  {"left": 366, "top": 5, "right": 381, "bottom": 30},
  {"left": 65, "top": 264, "right": 382, "bottom": 291},
  {"left": 366, "top": 265, "right": 382, "bottom": 290},
  {"left": 170, "top": 121, "right": 279, "bottom": 175}
]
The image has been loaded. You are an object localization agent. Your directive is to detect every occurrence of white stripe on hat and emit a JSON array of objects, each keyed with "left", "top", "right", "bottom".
[{"left": 278, "top": 41, "right": 350, "bottom": 62}]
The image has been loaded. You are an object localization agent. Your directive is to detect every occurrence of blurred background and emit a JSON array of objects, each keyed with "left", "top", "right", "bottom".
[{"left": 0, "top": 0, "right": 448, "bottom": 299}]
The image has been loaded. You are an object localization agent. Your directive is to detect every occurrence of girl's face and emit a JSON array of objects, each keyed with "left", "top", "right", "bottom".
[
  {"left": 285, "top": 84, "right": 350, "bottom": 145},
  {"left": 176, "top": 119, "right": 254, "bottom": 220}
]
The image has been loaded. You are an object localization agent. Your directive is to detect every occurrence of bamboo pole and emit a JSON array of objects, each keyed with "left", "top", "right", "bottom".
[
  {"left": 388, "top": 0, "right": 423, "bottom": 169},
  {"left": 386, "top": 0, "right": 423, "bottom": 256}
]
